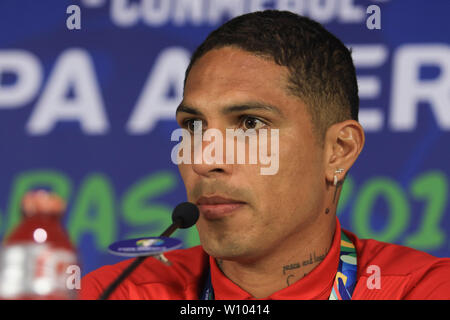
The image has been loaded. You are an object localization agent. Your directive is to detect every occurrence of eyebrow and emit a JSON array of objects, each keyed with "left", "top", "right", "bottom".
[
  {"left": 176, "top": 102, "right": 284, "bottom": 117},
  {"left": 176, "top": 104, "right": 203, "bottom": 116}
]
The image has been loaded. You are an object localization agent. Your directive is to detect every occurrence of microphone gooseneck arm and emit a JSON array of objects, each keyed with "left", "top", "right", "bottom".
[
  {"left": 98, "top": 202, "right": 199, "bottom": 300},
  {"left": 160, "top": 219, "right": 182, "bottom": 237},
  {"left": 98, "top": 220, "right": 182, "bottom": 300}
]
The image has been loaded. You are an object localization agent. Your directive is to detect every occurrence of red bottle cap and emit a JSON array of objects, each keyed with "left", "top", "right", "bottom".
[{"left": 21, "top": 190, "right": 66, "bottom": 218}]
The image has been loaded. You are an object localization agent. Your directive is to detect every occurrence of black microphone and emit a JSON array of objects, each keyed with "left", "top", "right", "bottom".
[{"left": 99, "top": 202, "right": 199, "bottom": 300}]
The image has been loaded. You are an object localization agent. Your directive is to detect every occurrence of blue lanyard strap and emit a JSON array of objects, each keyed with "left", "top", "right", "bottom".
[
  {"left": 200, "top": 268, "right": 214, "bottom": 300},
  {"left": 200, "top": 229, "right": 357, "bottom": 300}
]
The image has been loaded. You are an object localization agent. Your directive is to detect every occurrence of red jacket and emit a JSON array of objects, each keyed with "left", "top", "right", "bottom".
[{"left": 80, "top": 220, "right": 450, "bottom": 300}]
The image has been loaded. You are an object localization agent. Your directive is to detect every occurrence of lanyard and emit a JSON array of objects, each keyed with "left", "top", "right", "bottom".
[{"left": 200, "top": 229, "right": 357, "bottom": 300}]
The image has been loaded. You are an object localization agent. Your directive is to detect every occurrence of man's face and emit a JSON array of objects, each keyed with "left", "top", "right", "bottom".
[{"left": 177, "top": 47, "right": 327, "bottom": 262}]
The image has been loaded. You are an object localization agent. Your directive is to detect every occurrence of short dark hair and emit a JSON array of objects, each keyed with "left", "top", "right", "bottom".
[{"left": 184, "top": 10, "right": 359, "bottom": 144}]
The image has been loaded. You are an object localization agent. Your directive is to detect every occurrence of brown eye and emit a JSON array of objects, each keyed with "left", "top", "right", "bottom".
[
  {"left": 242, "top": 116, "right": 265, "bottom": 130},
  {"left": 184, "top": 119, "right": 203, "bottom": 133}
]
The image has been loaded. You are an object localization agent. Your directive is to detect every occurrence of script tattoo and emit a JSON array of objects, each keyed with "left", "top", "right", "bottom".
[
  {"left": 314, "top": 251, "right": 326, "bottom": 262},
  {"left": 302, "top": 250, "right": 327, "bottom": 267},
  {"left": 282, "top": 263, "right": 301, "bottom": 275},
  {"left": 283, "top": 262, "right": 301, "bottom": 286},
  {"left": 286, "top": 274, "right": 295, "bottom": 286},
  {"left": 283, "top": 249, "right": 329, "bottom": 286}
]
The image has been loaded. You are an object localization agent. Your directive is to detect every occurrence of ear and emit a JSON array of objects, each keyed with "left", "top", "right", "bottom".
[{"left": 323, "top": 120, "right": 365, "bottom": 185}]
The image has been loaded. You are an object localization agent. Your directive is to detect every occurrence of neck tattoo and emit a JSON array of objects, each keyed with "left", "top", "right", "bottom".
[{"left": 282, "top": 249, "right": 328, "bottom": 286}]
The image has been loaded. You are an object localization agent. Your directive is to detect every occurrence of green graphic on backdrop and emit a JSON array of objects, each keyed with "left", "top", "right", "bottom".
[
  {"left": 67, "top": 174, "right": 116, "bottom": 250},
  {"left": 120, "top": 170, "right": 199, "bottom": 247},
  {"left": 0, "top": 169, "right": 447, "bottom": 254},
  {"left": 353, "top": 177, "right": 410, "bottom": 243},
  {"left": 404, "top": 171, "right": 447, "bottom": 249},
  {"left": 351, "top": 171, "right": 447, "bottom": 250}
]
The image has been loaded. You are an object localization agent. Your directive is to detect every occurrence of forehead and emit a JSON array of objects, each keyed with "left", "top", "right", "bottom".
[{"left": 183, "top": 47, "right": 297, "bottom": 112}]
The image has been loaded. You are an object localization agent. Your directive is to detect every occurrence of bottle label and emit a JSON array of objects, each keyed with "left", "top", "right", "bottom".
[{"left": 0, "top": 244, "right": 78, "bottom": 299}]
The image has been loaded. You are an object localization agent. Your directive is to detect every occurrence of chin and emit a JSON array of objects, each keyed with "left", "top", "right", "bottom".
[
  {"left": 200, "top": 234, "right": 265, "bottom": 263},
  {"left": 199, "top": 234, "right": 246, "bottom": 259}
]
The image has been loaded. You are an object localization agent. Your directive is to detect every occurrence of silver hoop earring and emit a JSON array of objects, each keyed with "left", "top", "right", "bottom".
[
  {"left": 332, "top": 168, "right": 345, "bottom": 203},
  {"left": 333, "top": 168, "right": 344, "bottom": 186}
]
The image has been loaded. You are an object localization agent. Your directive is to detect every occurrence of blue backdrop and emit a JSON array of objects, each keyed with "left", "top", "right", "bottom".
[{"left": 0, "top": 0, "right": 449, "bottom": 275}]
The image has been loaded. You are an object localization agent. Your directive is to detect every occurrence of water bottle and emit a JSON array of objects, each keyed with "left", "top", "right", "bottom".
[{"left": 0, "top": 190, "right": 79, "bottom": 299}]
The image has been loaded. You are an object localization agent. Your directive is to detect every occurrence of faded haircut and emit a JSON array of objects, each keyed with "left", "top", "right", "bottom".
[{"left": 184, "top": 10, "right": 359, "bottom": 145}]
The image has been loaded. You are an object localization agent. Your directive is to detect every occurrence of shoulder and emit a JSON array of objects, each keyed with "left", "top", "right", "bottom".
[
  {"left": 80, "top": 246, "right": 209, "bottom": 300},
  {"left": 344, "top": 229, "right": 450, "bottom": 299}
]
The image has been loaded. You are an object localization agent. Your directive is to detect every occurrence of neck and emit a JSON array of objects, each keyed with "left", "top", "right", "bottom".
[{"left": 215, "top": 213, "right": 336, "bottom": 299}]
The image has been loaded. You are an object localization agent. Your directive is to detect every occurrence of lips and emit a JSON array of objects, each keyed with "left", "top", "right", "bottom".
[{"left": 196, "top": 196, "right": 246, "bottom": 220}]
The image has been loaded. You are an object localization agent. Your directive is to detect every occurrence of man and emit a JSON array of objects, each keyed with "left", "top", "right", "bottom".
[{"left": 81, "top": 10, "right": 450, "bottom": 300}]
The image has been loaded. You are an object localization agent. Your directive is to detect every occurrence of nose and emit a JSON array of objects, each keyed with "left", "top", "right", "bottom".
[{"left": 191, "top": 128, "right": 233, "bottom": 178}]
